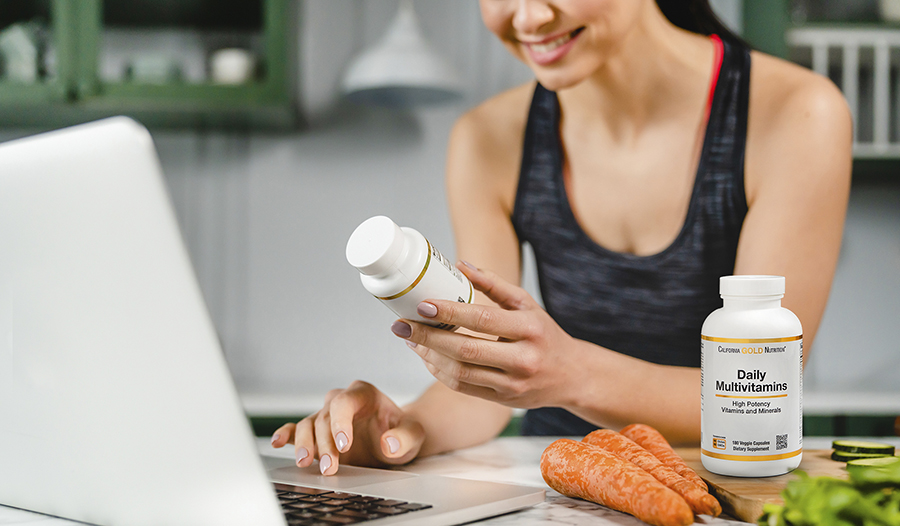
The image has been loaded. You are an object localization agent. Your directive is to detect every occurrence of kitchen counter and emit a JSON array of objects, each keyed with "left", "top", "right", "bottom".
[{"left": 3, "top": 436, "right": 897, "bottom": 525}]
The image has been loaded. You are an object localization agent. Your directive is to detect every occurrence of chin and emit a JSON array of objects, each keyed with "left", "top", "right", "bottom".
[{"left": 533, "top": 70, "right": 587, "bottom": 92}]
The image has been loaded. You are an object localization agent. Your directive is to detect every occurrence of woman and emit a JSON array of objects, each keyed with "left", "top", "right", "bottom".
[{"left": 273, "top": 0, "right": 851, "bottom": 475}]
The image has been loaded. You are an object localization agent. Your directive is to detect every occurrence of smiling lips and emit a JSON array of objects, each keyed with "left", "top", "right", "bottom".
[{"left": 521, "top": 27, "right": 585, "bottom": 65}]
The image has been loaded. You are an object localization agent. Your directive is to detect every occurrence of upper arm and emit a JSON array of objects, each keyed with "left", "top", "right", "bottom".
[
  {"left": 445, "top": 86, "right": 532, "bottom": 303},
  {"left": 738, "top": 56, "right": 853, "bottom": 356}
]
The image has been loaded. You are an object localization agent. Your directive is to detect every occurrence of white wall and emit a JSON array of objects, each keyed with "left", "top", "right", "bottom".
[
  {"left": 2, "top": 0, "right": 897, "bottom": 415},
  {"left": 155, "top": 0, "right": 537, "bottom": 411}
]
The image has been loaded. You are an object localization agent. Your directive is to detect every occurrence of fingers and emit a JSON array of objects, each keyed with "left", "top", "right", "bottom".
[
  {"left": 328, "top": 381, "right": 378, "bottom": 456},
  {"left": 314, "top": 411, "right": 339, "bottom": 475},
  {"left": 458, "top": 261, "right": 537, "bottom": 311},
  {"left": 420, "top": 358, "right": 503, "bottom": 402},
  {"left": 415, "top": 300, "right": 528, "bottom": 341},
  {"left": 293, "top": 416, "right": 315, "bottom": 468},
  {"left": 395, "top": 317, "right": 523, "bottom": 374},
  {"left": 270, "top": 422, "right": 295, "bottom": 449},
  {"left": 406, "top": 336, "right": 513, "bottom": 390},
  {"left": 379, "top": 414, "right": 425, "bottom": 465}
]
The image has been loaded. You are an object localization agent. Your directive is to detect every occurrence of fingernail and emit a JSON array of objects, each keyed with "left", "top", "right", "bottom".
[
  {"left": 335, "top": 431, "right": 348, "bottom": 452},
  {"left": 391, "top": 320, "right": 411, "bottom": 338},
  {"left": 296, "top": 447, "right": 309, "bottom": 466},
  {"left": 386, "top": 436, "right": 400, "bottom": 454},
  {"left": 320, "top": 454, "right": 332, "bottom": 474},
  {"left": 271, "top": 433, "right": 280, "bottom": 446},
  {"left": 417, "top": 302, "right": 437, "bottom": 318},
  {"left": 405, "top": 340, "right": 418, "bottom": 350},
  {"left": 460, "top": 260, "right": 478, "bottom": 271}
]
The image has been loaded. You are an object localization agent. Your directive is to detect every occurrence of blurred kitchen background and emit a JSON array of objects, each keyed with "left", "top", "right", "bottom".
[{"left": 0, "top": 0, "right": 897, "bottom": 436}]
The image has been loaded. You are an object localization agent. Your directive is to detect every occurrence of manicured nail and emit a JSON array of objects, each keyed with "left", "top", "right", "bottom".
[
  {"left": 296, "top": 447, "right": 309, "bottom": 466},
  {"left": 391, "top": 320, "right": 411, "bottom": 338},
  {"left": 271, "top": 433, "right": 281, "bottom": 446},
  {"left": 386, "top": 436, "right": 400, "bottom": 454},
  {"left": 460, "top": 260, "right": 478, "bottom": 271},
  {"left": 405, "top": 340, "right": 418, "bottom": 350},
  {"left": 320, "top": 454, "right": 332, "bottom": 474},
  {"left": 335, "top": 431, "right": 348, "bottom": 452},
  {"left": 417, "top": 302, "right": 437, "bottom": 318}
]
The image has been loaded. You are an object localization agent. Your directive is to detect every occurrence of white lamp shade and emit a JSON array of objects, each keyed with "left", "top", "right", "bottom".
[{"left": 341, "top": 2, "right": 463, "bottom": 106}]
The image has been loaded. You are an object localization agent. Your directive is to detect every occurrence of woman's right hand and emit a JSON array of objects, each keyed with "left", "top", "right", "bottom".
[{"left": 270, "top": 380, "right": 425, "bottom": 475}]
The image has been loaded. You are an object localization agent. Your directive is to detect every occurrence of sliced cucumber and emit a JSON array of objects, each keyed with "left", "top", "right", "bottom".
[
  {"left": 847, "top": 456, "right": 900, "bottom": 468},
  {"left": 832, "top": 440, "right": 896, "bottom": 456},
  {"left": 831, "top": 450, "right": 893, "bottom": 462}
]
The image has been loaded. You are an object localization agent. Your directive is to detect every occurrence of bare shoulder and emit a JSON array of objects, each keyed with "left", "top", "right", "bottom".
[
  {"left": 451, "top": 81, "right": 535, "bottom": 158},
  {"left": 749, "top": 51, "right": 850, "bottom": 130},
  {"left": 447, "top": 82, "right": 535, "bottom": 212},
  {"left": 745, "top": 52, "right": 852, "bottom": 200}
]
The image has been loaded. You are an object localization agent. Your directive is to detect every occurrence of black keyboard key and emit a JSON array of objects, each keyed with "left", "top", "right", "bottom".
[
  {"left": 398, "top": 502, "right": 433, "bottom": 511},
  {"left": 302, "top": 488, "right": 335, "bottom": 495},
  {"left": 334, "top": 509, "right": 383, "bottom": 520},
  {"left": 298, "top": 495, "right": 333, "bottom": 503},
  {"left": 377, "top": 499, "right": 408, "bottom": 507},
  {"left": 286, "top": 501, "right": 319, "bottom": 510},
  {"left": 279, "top": 492, "right": 306, "bottom": 500},
  {"left": 311, "top": 505, "right": 342, "bottom": 513},
  {"left": 286, "top": 510, "right": 322, "bottom": 520},
  {"left": 373, "top": 506, "right": 409, "bottom": 515},
  {"left": 348, "top": 495, "right": 383, "bottom": 503},
  {"left": 277, "top": 484, "right": 431, "bottom": 524},
  {"left": 316, "top": 516, "right": 360, "bottom": 524},
  {"left": 322, "top": 492, "right": 356, "bottom": 499}
]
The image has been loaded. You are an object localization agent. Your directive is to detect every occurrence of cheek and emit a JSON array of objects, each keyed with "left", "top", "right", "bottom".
[{"left": 478, "top": 2, "right": 507, "bottom": 38}]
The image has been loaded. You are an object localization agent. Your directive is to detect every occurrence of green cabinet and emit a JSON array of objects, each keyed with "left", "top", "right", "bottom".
[{"left": 0, "top": 0, "right": 298, "bottom": 130}]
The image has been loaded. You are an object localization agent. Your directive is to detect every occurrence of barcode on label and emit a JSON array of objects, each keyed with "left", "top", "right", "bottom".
[{"left": 776, "top": 434, "right": 788, "bottom": 450}]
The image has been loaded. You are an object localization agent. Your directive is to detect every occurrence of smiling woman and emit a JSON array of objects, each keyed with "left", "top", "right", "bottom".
[{"left": 272, "top": 0, "right": 852, "bottom": 476}]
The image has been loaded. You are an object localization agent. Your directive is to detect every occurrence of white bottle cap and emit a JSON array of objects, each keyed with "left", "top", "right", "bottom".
[
  {"left": 719, "top": 275, "right": 785, "bottom": 297},
  {"left": 346, "top": 216, "right": 406, "bottom": 276}
]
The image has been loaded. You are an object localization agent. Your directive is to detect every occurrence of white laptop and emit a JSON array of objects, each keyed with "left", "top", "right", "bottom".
[{"left": 0, "top": 118, "right": 544, "bottom": 526}]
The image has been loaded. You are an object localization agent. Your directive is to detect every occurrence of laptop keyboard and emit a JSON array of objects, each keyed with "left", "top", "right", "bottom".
[{"left": 275, "top": 484, "right": 433, "bottom": 525}]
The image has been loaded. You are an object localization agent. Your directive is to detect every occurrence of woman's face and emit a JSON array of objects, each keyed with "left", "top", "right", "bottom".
[{"left": 479, "top": 0, "right": 646, "bottom": 91}]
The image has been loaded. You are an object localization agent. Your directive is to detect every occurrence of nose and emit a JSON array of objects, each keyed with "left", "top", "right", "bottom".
[{"left": 512, "top": 0, "right": 555, "bottom": 35}]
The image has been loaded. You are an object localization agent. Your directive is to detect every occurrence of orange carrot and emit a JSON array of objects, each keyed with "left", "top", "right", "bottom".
[
  {"left": 583, "top": 429, "right": 721, "bottom": 517},
  {"left": 620, "top": 423, "right": 708, "bottom": 491},
  {"left": 541, "top": 439, "right": 693, "bottom": 526}
]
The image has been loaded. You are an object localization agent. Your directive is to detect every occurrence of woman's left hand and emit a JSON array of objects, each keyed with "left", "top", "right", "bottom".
[{"left": 390, "top": 262, "right": 583, "bottom": 409}]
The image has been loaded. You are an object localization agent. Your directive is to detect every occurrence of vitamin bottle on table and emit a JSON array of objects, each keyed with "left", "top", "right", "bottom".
[{"left": 701, "top": 275, "right": 802, "bottom": 477}]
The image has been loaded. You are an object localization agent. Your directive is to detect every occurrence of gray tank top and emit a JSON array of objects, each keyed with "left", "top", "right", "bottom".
[{"left": 511, "top": 37, "right": 750, "bottom": 436}]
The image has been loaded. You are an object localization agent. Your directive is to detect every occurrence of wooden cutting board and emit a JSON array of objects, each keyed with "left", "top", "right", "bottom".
[{"left": 674, "top": 448, "right": 847, "bottom": 523}]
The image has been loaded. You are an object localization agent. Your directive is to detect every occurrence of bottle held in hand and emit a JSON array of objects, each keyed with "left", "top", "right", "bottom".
[{"left": 346, "top": 215, "right": 473, "bottom": 330}]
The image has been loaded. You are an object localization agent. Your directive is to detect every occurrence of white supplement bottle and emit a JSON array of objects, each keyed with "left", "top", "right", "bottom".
[
  {"left": 346, "top": 216, "right": 474, "bottom": 330},
  {"left": 700, "top": 275, "right": 802, "bottom": 477}
]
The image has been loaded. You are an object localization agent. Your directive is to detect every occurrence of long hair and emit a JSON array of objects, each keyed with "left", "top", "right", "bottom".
[{"left": 655, "top": 0, "right": 745, "bottom": 44}]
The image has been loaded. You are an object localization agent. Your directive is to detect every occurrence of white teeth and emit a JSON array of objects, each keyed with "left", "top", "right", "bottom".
[{"left": 528, "top": 32, "right": 573, "bottom": 54}]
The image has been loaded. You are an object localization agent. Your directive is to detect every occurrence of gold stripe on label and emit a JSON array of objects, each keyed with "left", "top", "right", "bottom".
[
  {"left": 701, "top": 335, "right": 802, "bottom": 343},
  {"left": 715, "top": 394, "right": 788, "bottom": 399},
  {"left": 467, "top": 281, "right": 474, "bottom": 303},
  {"left": 377, "top": 240, "right": 432, "bottom": 301},
  {"left": 701, "top": 449, "right": 802, "bottom": 462}
]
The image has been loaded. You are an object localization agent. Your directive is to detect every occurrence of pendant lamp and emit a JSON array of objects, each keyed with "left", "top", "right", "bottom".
[{"left": 341, "top": 0, "right": 463, "bottom": 106}]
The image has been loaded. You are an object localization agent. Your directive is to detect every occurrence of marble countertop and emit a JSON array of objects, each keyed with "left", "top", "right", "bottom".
[
  {"left": 0, "top": 435, "right": 770, "bottom": 526},
  {"left": 6, "top": 436, "right": 899, "bottom": 525}
]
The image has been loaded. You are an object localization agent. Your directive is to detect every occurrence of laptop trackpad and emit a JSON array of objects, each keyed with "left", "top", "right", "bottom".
[{"left": 262, "top": 455, "right": 418, "bottom": 490}]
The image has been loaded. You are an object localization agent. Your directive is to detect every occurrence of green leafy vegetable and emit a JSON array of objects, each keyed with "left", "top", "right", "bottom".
[{"left": 758, "top": 459, "right": 900, "bottom": 526}]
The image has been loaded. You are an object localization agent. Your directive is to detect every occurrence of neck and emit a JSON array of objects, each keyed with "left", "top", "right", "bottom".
[{"left": 557, "top": 3, "right": 716, "bottom": 142}]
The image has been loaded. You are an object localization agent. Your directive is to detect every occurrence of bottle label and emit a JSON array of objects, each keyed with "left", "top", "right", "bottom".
[
  {"left": 375, "top": 239, "right": 473, "bottom": 330},
  {"left": 701, "top": 335, "right": 803, "bottom": 462}
]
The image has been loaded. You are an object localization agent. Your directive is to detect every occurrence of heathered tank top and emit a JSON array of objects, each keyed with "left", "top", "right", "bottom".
[{"left": 511, "top": 36, "right": 750, "bottom": 436}]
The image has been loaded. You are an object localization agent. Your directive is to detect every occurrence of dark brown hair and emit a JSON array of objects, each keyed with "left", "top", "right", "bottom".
[{"left": 655, "top": 0, "right": 744, "bottom": 44}]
